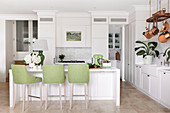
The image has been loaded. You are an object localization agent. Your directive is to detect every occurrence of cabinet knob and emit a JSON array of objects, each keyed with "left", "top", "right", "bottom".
[
  {"left": 164, "top": 72, "right": 166, "bottom": 74},
  {"left": 147, "top": 75, "right": 150, "bottom": 77}
]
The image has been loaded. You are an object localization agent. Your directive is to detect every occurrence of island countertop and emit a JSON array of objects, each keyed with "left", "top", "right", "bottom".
[
  {"left": 9, "top": 67, "right": 120, "bottom": 107},
  {"left": 26, "top": 67, "right": 120, "bottom": 73}
]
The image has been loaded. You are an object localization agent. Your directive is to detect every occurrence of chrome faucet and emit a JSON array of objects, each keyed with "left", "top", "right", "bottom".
[{"left": 164, "top": 60, "right": 170, "bottom": 66}]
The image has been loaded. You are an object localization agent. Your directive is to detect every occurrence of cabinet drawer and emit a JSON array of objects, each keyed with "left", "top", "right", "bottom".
[{"left": 142, "top": 65, "right": 158, "bottom": 77}]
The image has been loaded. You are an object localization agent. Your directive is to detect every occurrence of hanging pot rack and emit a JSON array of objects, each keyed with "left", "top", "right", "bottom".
[
  {"left": 146, "top": 0, "right": 170, "bottom": 23},
  {"left": 143, "top": 0, "right": 170, "bottom": 43}
]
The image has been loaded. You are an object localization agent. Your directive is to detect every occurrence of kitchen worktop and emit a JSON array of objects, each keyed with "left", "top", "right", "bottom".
[{"left": 26, "top": 66, "right": 119, "bottom": 73}]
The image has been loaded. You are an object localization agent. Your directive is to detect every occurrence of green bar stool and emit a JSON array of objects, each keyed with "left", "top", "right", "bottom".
[
  {"left": 68, "top": 64, "right": 89, "bottom": 109},
  {"left": 43, "top": 65, "right": 66, "bottom": 110},
  {"left": 11, "top": 65, "right": 42, "bottom": 111}
]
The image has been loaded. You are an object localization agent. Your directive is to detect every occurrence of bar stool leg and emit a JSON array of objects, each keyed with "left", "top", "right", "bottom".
[
  {"left": 13, "top": 84, "right": 17, "bottom": 109},
  {"left": 45, "top": 84, "right": 48, "bottom": 110},
  {"left": 64, "top": 81, "right": 66, "bottom": 102},
  {"left": 22, "top": 85, "right": 26, "bottom": 111},
  {"left": 84, "top": 83, "right": 87, "bottom": 109},
  {"left": 40, "top": 82, "right": 42, "bottom": 108},
  {"left": 86, "top": 83, "right": 89, "bottom": 109},
  {"left": 70, "top": 84, "right": 73, "bottom": 109},
  {"left": 27, "top": 85, "right": 29, "bottom": 102},
  {"left": 59, "top": 84, "right": 62, "bottom": 109}
]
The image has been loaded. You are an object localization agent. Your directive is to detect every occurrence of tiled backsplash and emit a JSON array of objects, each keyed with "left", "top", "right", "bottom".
[{"left": 56, "top": 47, "right": 92, "bottom": 63}]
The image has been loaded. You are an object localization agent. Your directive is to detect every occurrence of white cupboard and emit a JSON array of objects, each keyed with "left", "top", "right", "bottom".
[
  {"left": 92, "top": 18, "right": 108, "bottom": 59},
  {"left": 150, "top": 75, "right": 160, "bottom": 99},
  {"left": 135, "top": 65, "right": 142, "bottom": 89},
  {"left": 160, "top": 71, "right": 170, "bottom": 107},
  {"left": 133, "top": 64, "right": 170, "bottom": 109},
  {"left": 142, "top": 73, "right": 150, "bottom": 94}
]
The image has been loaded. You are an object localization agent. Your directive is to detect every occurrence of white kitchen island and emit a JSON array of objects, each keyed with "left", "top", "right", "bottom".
[{"left": 9, "top": 67, "right": 120, "bottom": 107}]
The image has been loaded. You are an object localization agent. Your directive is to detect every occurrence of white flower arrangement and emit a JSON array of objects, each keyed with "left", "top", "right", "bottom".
[{"left": 24, "top": 52, "right": 41, "bottom": 65}]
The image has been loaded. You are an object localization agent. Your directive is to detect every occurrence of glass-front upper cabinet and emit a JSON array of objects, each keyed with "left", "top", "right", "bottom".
[{"left": 14, "top": 20, "right": 38, "bottom": 60}]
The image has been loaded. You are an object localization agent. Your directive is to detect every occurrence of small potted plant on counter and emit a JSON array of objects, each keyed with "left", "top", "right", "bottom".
[
  {"left": 59, "top": 54, "right": 65, "bottom": 62},
  {"left": 135, "top": 41, "right": 159, "bottom": 65},
  {"left": 163, "top": 47, "right": 170, "bottom": 62}
]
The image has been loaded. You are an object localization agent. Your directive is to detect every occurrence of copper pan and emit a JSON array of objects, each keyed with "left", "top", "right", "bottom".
[
  {"left": 161, "top": 21, "right": 169, "bottom": 32},
  {"left": 151, "top": 26, "right": 159, "bottom": 35},
  {"left": 143, "top": 31, "right": 153, "bottom": 39},
  {"left": 158, "top": 32, "right": 170, "bottom": 43}
]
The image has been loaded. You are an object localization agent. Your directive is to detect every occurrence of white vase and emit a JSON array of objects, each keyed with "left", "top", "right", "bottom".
[
  {"left": 144, "top": 55, "right": 153, "bottom": 65},
  {"left": 29, "top": 63, "right": 35, "bottom": 68}
]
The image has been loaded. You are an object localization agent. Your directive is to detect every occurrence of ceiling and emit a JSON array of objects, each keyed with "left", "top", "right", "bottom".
[{"left": 0, "top": 0, "right": 148, "bottom": 14}]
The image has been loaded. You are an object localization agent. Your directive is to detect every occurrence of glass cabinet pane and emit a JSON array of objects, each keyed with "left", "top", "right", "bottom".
[
  {"left": 33, "top": 20, "right": 38, "bottom": 39},
  {"left": 16, "top": 20, "right": 29, "bottom": 52}
]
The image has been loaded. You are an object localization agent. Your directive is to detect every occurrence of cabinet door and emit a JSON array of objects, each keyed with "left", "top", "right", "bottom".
[
  {"left": 92, "top": 24, "right": 108, "bottom": 38},
  {"left": 125, "top": 25, "right": 130, "bottom": 81},
  {"left": 161, "top": 72, "right": 170, "bottom": 107},
  {"left": 150, "top": 76, "right": 160, "bottom": 99},
  {"left": 135, "top": 66, "right": 141, "bottom": 88},
  {"left": 92, "top": 24, "right": 108, "bottom": 59},
  {"left": 142, "top": 73, "right": 150, "bottom": 94},
  {"left": 92, "top": 39, "right": 108, "bottom": 59},
  {"left": 14, "top": 20, "right": 38, "bottom": 60}
]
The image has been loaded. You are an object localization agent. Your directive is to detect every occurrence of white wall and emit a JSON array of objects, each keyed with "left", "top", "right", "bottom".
[
  {"left": 6, "top": 20, "right": 14, "bottom": 79},
  {"left": 0, "top": 19, "right": 6, "bottom": 82}
]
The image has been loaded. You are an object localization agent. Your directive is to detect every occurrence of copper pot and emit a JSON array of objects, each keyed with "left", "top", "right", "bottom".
[
  {"left": 161, "top": 21, "right": 169, "bottom": 32},
  {"left": 158, "top": 32, "right": 170, "bottom": 43},
  {"left": 143, "top": 31, "right": 153, "bottom": 39},
  {"left": 151, "top": 26, "right": 159, "bottom": 35}
]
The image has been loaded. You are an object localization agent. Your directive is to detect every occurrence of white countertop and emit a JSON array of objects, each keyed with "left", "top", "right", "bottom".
[
  {"left": 55, "top": 63, "right": 86, "bottom": 65},
  {"left": 26, "top": 67, "right": 119, "bottom": 73},
  {"left": 135, "top": 64, "right": 170, "bottom": 72}
]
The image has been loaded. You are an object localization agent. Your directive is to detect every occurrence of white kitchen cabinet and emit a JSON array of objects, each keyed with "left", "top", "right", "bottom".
[
  {"left": 160, "top": 71, "right": 170, "bottom": 107},
  {"left": 92, "top": 20, "right": 108, "bottom": 59},
  {"left": 13, "top": 20, "right": 38, "bottom": 60},
  {"left": 135, "top": 65, "right": 142, "bottom": 89},
  {"left": 92, "top": 24, "right": 108, "bottom": 38},
  {"left": 142, "top": 73, "right": 150, "bottom": 94},
  {"left": 92, "top": 39, "right": 108, "bottom": 59},
  {"left": 150, "top": 75, "right": 160, "bottom": 99},
  {"left": 125, "top": 25, "right": 130, "bottom": 82}
]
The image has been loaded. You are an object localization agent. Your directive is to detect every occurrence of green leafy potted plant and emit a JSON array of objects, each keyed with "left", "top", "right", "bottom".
[
  {"left": 163, "top": 47, "right": 170, "bottom": 62},
  {"left": 135, "top": 41, "right": 159, "bottom": 65},
  {"left": 59, "top": 54, "right": 65, "bottom": 62}
]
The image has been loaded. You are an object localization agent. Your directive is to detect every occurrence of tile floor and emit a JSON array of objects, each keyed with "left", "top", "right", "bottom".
[{"left": 0, "top": 82, "right": 170, "bottom": 113}]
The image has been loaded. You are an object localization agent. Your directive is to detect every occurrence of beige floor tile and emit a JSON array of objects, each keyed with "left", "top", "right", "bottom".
[{"left": 0, "top": 81, "right": 170, "bottom": 113}]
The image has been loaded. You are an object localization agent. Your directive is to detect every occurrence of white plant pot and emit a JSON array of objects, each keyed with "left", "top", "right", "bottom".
[{"left": 144, "top": 55, "right": 153, "bottom": 65}]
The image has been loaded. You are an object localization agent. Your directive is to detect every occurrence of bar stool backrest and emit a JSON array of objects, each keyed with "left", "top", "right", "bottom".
[
  {"left": 43, "top": 65, "right": 65, "bottom": 84},
  {"left": 11, "top": 65, "right": 38, "bottom": 84},
  {"left": 68, "top": 64, "right": 89, "bottom": 83}
]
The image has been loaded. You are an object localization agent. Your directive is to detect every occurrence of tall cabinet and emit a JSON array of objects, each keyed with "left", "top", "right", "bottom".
[
  {"left": 34, "top": 10, "right": 57, "bottom": 64},
  {"left": 125, "top": 7, "right": 149, "bottom": 85},
  {"left": 92, "top": 17, "right": 108, "bottom": 59}
]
